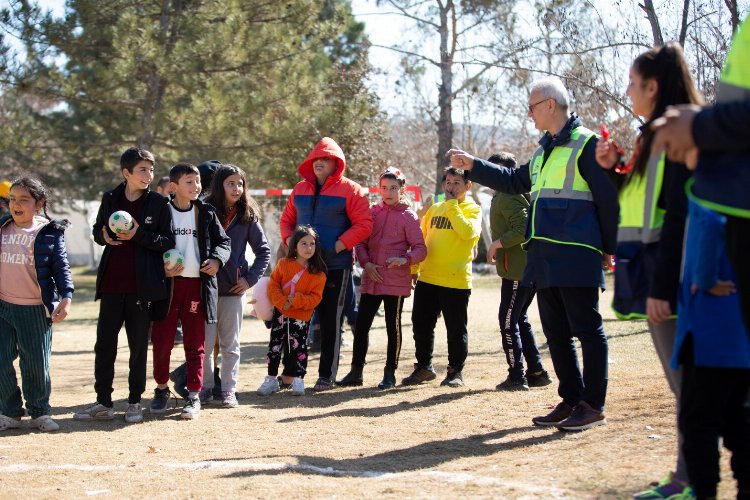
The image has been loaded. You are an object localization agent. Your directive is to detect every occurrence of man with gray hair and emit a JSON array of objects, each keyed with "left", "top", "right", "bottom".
[{"left": 447, "top": 77, "right": 619, "bottom": 431}]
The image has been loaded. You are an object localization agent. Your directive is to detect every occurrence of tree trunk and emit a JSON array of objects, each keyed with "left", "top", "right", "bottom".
[
  {"left": 724, "top": 0, "right": 740, "bottom": 34},
  {"left": 640, "top": 0, "right": 664, "bottom": 46},
  {"left": 435, "top": 0, "right": 455, "bottom": 195},
  {"left": 678, "top": 0, "right": 690, "bottom": 46},
  {"left": 137, "top": 0, "right": 183, "bottom": 149}
]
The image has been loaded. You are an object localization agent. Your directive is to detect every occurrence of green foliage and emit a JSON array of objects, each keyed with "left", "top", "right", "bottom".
[{"left": 0, "top": 0, "right": 389, "bottom": 201}]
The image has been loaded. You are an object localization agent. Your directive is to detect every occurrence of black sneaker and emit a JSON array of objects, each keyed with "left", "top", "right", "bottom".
[
  {"left": 180, "top": 396, "right": 201, "bottom": 420},
  {"left": 149, "top": 387, "right": 172, "bottom": 414},
  {"left": 496, "top": 375, "right": 530, "bottom": 391},
  {"left": 277, "top": 376, "right": 292, "bottom": 391},
  {"left": 401, "top": 363, "right": 437, "bottom": 385},
  {"left": 212, "top": 368, "right": 222, "bottom": 400},
  {"left": 169, "top": 364, "right": 189, "bottom": 399},
  {"left": 527, "top": 370, "right": 553, "bottom": 387},
  {"left": 440, "top": 367, "right": 465, "bottom": 387}
]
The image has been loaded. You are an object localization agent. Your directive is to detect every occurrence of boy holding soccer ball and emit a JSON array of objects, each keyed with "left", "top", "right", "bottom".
[
  {"left": 74, "top": 148, "right": 175, "bottom": 424},
  {"left": 149, "top": 163, "right": 230, "bottom": 419}
]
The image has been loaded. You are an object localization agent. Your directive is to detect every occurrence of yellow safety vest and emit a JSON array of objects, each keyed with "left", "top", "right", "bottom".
[
  {"left": 612, "top": 152, "right": 673, "bottom": 320},
  {"left": 527, "top": 126, "right": 600, "bottom": 252},
  {"left": 617, "top": 153, "right": 666, "bottom": 244}
]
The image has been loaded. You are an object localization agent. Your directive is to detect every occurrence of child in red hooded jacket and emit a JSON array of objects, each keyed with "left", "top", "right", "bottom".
[{"left": 280, "top": 137, "right": 372, "bottom": 391}]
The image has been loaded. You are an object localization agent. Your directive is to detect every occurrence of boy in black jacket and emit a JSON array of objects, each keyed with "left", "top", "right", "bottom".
[
  {"left": 74, "top": 148, "right": 175, "bottom": 424},
  {"left": 149, "top": 163, "right": 230, "bottom": 419}
]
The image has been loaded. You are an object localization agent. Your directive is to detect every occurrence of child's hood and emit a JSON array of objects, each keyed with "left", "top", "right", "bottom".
[
  {"left": 375, "top": 200, "right": 411, "bottom": 214},
  {"left": 297, "top": 137, "right": 346, "bottom": 185}
]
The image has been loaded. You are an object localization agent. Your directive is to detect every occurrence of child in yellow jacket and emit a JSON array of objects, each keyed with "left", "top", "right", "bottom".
[{"left": 403, "top": 167, "right": 481, "bottom": 387}]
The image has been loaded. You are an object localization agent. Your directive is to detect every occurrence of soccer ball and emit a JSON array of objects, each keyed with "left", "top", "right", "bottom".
[
  {"left": 163, "top": 249, "right": 184, "bottom": 270},
  {"left": 108, "top": 210, "right": 134, "bottom": 234}
]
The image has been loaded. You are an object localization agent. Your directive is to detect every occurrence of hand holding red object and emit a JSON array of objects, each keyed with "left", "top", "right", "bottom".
[{"left": 600, "top": 123, "right": 629, "bottom": 172}]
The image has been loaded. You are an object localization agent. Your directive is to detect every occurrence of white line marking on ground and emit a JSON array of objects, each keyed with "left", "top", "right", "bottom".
[{"left": 0, "top": 460, "right": 567, "bottom": 496}]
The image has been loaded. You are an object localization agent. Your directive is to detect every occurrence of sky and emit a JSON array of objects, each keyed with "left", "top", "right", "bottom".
[{"left": 350, "top": 0, "right": 416, "bottom": 115}]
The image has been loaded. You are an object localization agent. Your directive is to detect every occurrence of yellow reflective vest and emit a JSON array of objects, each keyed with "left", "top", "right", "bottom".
[
  {"left": 527, "top": 126, "right": 602, "bottom": 253},
  {"left": 617, "top": 153, "right": 666, "bottom": 244}
]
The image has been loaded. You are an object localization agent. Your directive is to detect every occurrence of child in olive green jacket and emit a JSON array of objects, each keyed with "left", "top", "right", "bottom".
[{"left": 486, "top": 153, "right": 551, "bottom": 391}]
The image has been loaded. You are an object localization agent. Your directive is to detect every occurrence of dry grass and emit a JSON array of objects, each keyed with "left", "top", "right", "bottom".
[{"left": 0, "top": 268, "right": 737, "bottom": 499}]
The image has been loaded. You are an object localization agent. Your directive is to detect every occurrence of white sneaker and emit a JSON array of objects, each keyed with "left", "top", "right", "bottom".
[
  {"left": 31, "top": 415, "right": 59, "bottom": 432},
  {"left": 221, "top": 391, "right": 239, "bottom": 408},
  {"left": 256, "top": 375, "right": 280, "bottom": 395},
  {"left": 291, "top": 377, "right": 305, "bottom": 396},
  {"left": 0, "top": 414, "right": 22, "bottom": 431},
  {"left": 73, "top": 402, "right": 114, "bottom": 421},
  {"left": 124, "top": 403, "right": 143, "bottom": 423}
]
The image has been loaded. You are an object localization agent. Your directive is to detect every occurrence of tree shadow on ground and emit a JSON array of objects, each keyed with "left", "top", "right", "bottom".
[
  {"left": 7, "top": 398, "right": 188, "bottom": 435},
  {"left": 243, "top": 377, "right": 491, "bottom": 410},
  {"left": 238, "top": 342, "right": 272, "bottom": 364},
  {"left": 218, "top": 426, "right": 566, "bottom": 478},
  {"left": 272, "top": 389, "right": 493, "bottom": 422}
]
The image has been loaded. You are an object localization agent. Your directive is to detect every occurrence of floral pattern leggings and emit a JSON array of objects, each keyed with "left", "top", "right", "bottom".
[{"left": 266, "top": 308, "right": 310, "bottom": 378}]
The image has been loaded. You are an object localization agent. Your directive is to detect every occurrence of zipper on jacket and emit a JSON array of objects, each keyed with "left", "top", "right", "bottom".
[{"left": 31, "top": 220, "right": 53, "bottom": 321}]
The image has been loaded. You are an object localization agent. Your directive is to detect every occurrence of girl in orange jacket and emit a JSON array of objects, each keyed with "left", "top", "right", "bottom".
[{"left": 256, "top": 226, "right": 327, "bottom": 396}]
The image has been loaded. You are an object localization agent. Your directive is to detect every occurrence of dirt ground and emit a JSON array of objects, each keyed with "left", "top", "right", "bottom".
[{"left": 0, "top": 269, "right": 737, "bottom": 499}]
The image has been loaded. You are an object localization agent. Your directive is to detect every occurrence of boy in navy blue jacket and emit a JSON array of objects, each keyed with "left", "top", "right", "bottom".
[{"left": 149, "top": 163, "right": 230, "bottom": 420}]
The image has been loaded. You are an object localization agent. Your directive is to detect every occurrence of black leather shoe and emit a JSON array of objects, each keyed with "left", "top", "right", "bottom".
[
  {"left": 378, "top": 367, "right": 396, "bottom": 389},
  {"left": 336, "top": 365, "right": 364, "bottom": 387}
]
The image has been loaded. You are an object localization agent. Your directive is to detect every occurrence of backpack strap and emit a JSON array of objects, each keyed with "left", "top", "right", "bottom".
[{"left": 282, "top": 267, "right": 307, "bottom": 295}]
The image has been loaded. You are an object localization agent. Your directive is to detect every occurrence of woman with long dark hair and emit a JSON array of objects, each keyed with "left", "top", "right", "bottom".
[{"left": 596, "top": 42, "right": 703, "bottom": 499}]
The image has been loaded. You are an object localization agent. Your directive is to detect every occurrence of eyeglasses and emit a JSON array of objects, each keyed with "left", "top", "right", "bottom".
[{"left": 528, "top": 98, "right": 551, "bottom": 113}]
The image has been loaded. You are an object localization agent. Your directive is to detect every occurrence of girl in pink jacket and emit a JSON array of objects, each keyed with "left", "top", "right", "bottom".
[{"left": 337, "top": 168, "right": 427, "bottom": 389}]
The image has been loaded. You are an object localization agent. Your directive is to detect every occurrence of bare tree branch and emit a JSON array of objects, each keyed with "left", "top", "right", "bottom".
[
  {"left": 384, "top": 0, "right": 439, "bottom": 29},
  {"left": 679, "top": 0, "right": 691, "bottom": 45},
  {"left": 369, "top": 43, "right": 440, "bottom": 66},
  {"left": 639, "top": 0, "right": 664, "bottom": 46}
]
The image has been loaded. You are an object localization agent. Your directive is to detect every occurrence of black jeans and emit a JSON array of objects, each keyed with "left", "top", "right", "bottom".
[
  {"left": 351, "top": 294, "right": 405, "bottom": 369},
  {"left": 536, "top": 286, "right": 608, "bottom": 411},
  {"left": 679, "top": 337, "right": 750, "bottom": 499},
  {"left": 726, "top": 215, "right": 750, "bottom": 335},
  {"left": 94, "top": 293, "right": 151, "bottom": 405},
  {"left": 498, "top": 279, "right": 543, "bottom": 379},
  {"left": 317, "top": 269, "right": 350, "bottom": 381},
  {"left": 411, "top": 281, "right": 471, "bottom": 372}
]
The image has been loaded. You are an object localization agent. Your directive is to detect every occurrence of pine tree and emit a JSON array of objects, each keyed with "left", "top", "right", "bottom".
[{"left": 1, "top": 0, "right": 389, "bottom": 200}]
